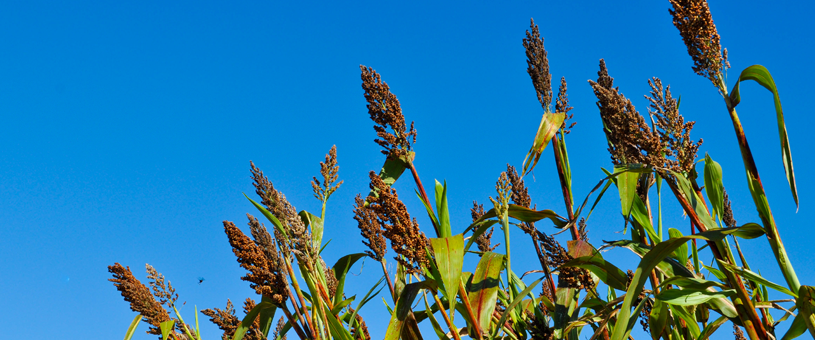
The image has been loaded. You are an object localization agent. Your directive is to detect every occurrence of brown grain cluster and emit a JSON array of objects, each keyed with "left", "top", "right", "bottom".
[
  {"left": 201, "top": 299, "right": 265, "bottom": 340},
  {"left": 540, "top": 234, "right": 593, "bottom": 290},
  {"left": 647, "top": 77, "right": 702, "bottom": 173},
  {"left": 108, "top": 263, "right": 172, "bottom": 335},
  {"left": 589, "top": 60, "right": 663, "bottom": 167},
  {"left": 251, "top": 161, "right": 314, "bottom": 263},
  {"left": 523, "top": 19, "right": 552, "bottom": 112},
  {"left": 360, "top": 65, "right": 417, "bottom": 158},
  {"left": 223, "top": 220, "right": 288, "bottom": 305},
  {"left": 471, "top": 201, "right": 498, "bottom": 254},
  {"left": 555, "top": 77, "right": 576, "bottom": 134},
  {"left": 668, "top": 0, "right": 729, "bottom": 85},
  {"left": 311, "top": 145, "right": 344, "bottom": 202},
  {"left": 364, "top": 171, "right": 429, "bottom": 275},
  {"left": 273, "top": 316, "right": 288, "bottom": 340},
  {"left": 722, "top": 189, "right": 737, "bottom": 228},
  {"left": 353, "top": 194, "right": 388, "bottom": 261}
]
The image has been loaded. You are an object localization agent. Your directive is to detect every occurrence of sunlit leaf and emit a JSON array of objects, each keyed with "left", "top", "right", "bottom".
[{"left": 729, "top": 65, "right": 798, "bottom": 207}]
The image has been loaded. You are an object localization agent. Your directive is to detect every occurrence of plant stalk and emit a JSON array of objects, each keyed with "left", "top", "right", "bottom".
[{"left": 721, "top": 92, "right": 800, "bottom": 293}]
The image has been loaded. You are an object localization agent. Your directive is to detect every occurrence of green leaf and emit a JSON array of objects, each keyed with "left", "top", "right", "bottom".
[
  {"left": 649, "top": 300, "right": 668, "bottom": 340},
  {"left": 614, "top": 166, "right": 641, "bottom": 218},
  {"left": 670, "top": 305, "right": 701, "bottom": 339},
  {"left": 561, "top": 254, "right": 628, "bottom": 291},
  {"left": 492, "top": 278, "right": 543, "bottom": 339},
  {"left": 299, "top": 210, "right": 324, "bottom": 251},
  {"left": 348, "top": 276, "right": 385, "bottom": 323},
  {"left": 523, "top": 111, "right": 566, "bottom": 175},
  {"left": 781, "top": 312, "right": 807, "bottom": 340},
  {"left": 195, "top": 305, "right": 201, "bottom": 339},
  {"left": 610, "top": 225, "right": 761, "bottom": 340},
  {"left": 670, "top": 170, "right": 718, "bottom": 231},
  {"left": 553, "top": 287, "right": 578, "bottom": 339},
  {"left": 605, "top": 240, "right": 694, "bottom": 279},
  {"left": 434, "top": 180, "right": 451, "bottom": 238},
  {"left": 415, "top": 189, "right": 441, "bottom": 237},
  {"left": 257, "top": 296, "right": 278, "bottom": 338},
  {"left": 429, "top": 234, "right": 464, "bottom": 316},
  {"left": 422, "top": 293, "right": 447, "bottom": 339},
  {"left": 703, "top": 154, "right": 725, "bottom": 220},
  {"left": 123, "top": 314, "right": 142, "bottom": 340},
  {"left": 698, "top": 315, "right": 728, "bottom": 340},
  {"left": 332, "top": 253, "right": 367, "bottom": 305},
  {"left": 472, "top": 204, "right": 567, "bottom": 228},
  {"left": 668, "top": 228, "right": 688, "bottom": 265},
  {"left": 383, "top": 280, "right": 437, "bottom": 340},
  {"left": 656, "top": 287, "right": 736, "bottom": 306},
  {"left": 234, "top": 300, "right": 276, "bottom": 340},
  {"left": 729, "top": 65, "right": 798, "bottom": 207},
  {"left": 245, "top": 194, "right": 287, "bottom": 238},
  {"left": 467, "top": 252, "right": 505, "bottom": 332},
  {"left": 160, "top": 320, "right": 175, "bottom": 340},
  {"left": 323, "top": 303, "right": 355, "bottom": 340},
  {"left": 798, "top": 286, "right": 815, "bottom": 338},
  {"left": 372, "top": 153, "right": 412, "bottom": 196},
  {"left": 463, "top": 220, "right": 499, "bottom": 253},
  {"left": 717, "top": 258, "right": 797, "bottom": 297}
]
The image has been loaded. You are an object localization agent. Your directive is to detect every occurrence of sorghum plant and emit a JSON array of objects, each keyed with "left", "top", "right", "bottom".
[{"left": 109, "top": 2, "right": 810, "bottom": 339}]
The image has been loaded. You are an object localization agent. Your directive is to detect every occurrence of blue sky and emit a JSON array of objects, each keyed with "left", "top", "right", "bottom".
[{"left": 1, "top": 1, "right": 813, "bottom": 339}]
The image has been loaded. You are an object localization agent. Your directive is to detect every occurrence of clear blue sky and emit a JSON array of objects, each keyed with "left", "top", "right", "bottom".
[{"left": 1, "top": 1, "right": 813, "bottom": 339}]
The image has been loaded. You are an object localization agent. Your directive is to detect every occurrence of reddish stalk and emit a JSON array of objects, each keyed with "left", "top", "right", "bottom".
[{"left": 380, "top": 260, "right": 396, "bottom": 299}]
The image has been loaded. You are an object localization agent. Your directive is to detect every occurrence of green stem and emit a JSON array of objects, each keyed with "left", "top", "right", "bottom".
[{"left": 720, "top": 87, "right": 801, "bottom": 292}]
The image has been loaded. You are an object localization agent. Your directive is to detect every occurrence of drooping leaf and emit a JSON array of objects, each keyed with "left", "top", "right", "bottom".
[
  {"left": 467, "top": 252, "right": 505, "bottom": 332},
  {"left": 703, "top": 153, "right": 725, "bottom": 220},
  {"left": 472, "top": 204, "right": 567, "bottom": 228},
  {"left": 698, "top": 315, "right": 728, "bottom": 340},
  {"left": 604, "top": 240, "right": 694, "bottom": 279},
  {"left": 332, "top": 253, "right": 367, "bottom": 305},
  {"left": 523, "top": 111, "right": 566, "bottom": 175},
  {"left": 729, "top": 65, "right": 798, "bottom": 207},
  {"left": 717, "top": 259, "right": 797, "bottom": 298},
  {"left": 656, "top": 287, "right": 736, "bottom": 306},
  {"left": 429, "top": 234, "right": 465, "bottom": 316}
]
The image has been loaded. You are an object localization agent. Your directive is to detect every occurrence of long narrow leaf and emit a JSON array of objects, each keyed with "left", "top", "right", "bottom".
[
  {"left": 123, "top": 314, "right": 142, "bottom": 340},
  {"left": 729, "top": 64, "right": 798, "bottom": 207}
]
